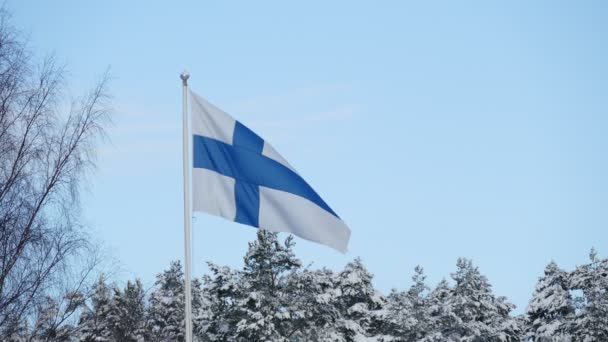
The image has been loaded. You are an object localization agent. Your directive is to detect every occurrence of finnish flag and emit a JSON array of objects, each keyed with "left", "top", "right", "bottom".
[{"left": 190, "top": 91, "right": 351, "bottom": 253}]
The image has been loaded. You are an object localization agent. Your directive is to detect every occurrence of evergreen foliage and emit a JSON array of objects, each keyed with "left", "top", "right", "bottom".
[
  {"left": 108, "top": 280, "right": 148, "bottom": 342},
  {"left": 525, "top": 261, "right": 575, "bottom": 341},
  {"left": 12, "top": 234, "right": 608, "bottom": 341},
  {"left": 384, "top": 266, "right": 431, "bottom": 342},
  {"left": 148, "top": 261, "right": 186, "bottom": 342},
  {"left": 569, "top": 248, "right": 608, "bottom": 341},
  {"left": 77, "top": 276, "right": 113, "bottom": 342}
]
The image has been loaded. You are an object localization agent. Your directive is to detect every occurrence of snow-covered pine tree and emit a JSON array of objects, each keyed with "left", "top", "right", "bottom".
[
  {"left": 285, "top": 268, "right": 341, "bottom": 341},
  {"left": 233, "top": 230, "right": 302, "bottom": 341},
  {"left": 569, "top": 248, "right": 608, "bottom": 341},
  {"left": 190, "top": 277, "right": 209, "bottom": 342},
  {"left": 447, "top": 258, "right": 520, "bottom": 341},
  {"left": 384, "top": 288, "right": 410, "bottom": 341},
  {"left": 197, "top": 263, "right": 240, "bottom": 341},
  {"left": 421, "top": 278, "right": 459, "bottom": 342},
  {"left": 384, "top": 266, "right": 431, "bottom": 342},
  {"left": 148, "top": 261, "right": 186, "bottom": 342},
  {"left": 77, "top": 276, "right": 113, "bottom": 342},
  {"left": 525, "top": 261, "right": 575, "bottom": 342},
  {"left": 334, "top": 258, "right": 386, "bottom": 342},
  {"left": 407, "top": 266, "right": 431, "bottom": 333},
  {"left": 107, "top": 280, "right": 149, "bottom": 342}
]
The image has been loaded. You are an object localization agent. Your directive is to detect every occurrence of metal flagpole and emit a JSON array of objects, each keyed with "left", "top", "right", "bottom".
[{"left": 180, "top": 71, "right": 193, "bottom": 342}]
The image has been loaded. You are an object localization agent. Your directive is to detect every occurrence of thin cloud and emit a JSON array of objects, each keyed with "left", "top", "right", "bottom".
[
  {"left": 251, "top": 104, "right": 359, "bottom": 130},
  {"left": 228, "top": 83, "right": 354, "bottom": 114}
]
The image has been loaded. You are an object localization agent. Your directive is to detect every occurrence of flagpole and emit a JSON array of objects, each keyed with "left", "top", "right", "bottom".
[{"left": 180, "top": 71, "right": 193, "bottom": 342}]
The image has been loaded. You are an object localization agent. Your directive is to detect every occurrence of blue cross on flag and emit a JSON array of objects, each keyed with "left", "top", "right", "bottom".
[{"left": 190, "top": 90, "right": 350, "bottom": 253}]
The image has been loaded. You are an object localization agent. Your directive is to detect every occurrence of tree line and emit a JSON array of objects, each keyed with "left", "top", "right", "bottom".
[{"left": 7, "top": 230, "right": 606, "bottom": 342}]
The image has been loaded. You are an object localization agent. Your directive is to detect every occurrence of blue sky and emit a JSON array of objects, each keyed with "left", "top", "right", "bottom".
[{"left": 11, "top": 1, "right": 608, "bottom": 313}]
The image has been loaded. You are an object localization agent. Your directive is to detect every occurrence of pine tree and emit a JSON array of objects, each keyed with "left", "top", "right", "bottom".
[
  {"left": 334, "top": 258, "right": 386, "bottom": 342},
  {"left": 420, "top": 259, "right": 520, "bottom": 342},
  {"left": 190, "top": 278, "right": 209, "bottom": 342},
  {"left": 77, "top": 276, "right": 113, "bottom": 342},
  {"left": 286, "top": 268, "right": 341, "bottom": 341},
  {"left": 384, "top": 288, "right": 410, "bottom": 341},
  {"left": 233, "top": 230, "right": 302, "bottom": 341},
  {"left": 422, "top": 278, "right": 459, "bottom": 342},
  {"left": 148, "top": 261, "right": 186, "bottom": 342},
  {"left": 198, "top": 263, "right": 240, "bottom": 341},
  {"left": 448, "top": 258, "right": 520, "bottom": 342},
  {"left": 385, "top": 266, "right": 431, "bottom": 342},
  {"left": 570, "top": 248, "right": 608, "bottom": 341},
  {"left": 525, "top": 261, "right": 575, "bottom": 341},
  {"left": 107, "top": 280, "right": 149, "bottom": 342}
]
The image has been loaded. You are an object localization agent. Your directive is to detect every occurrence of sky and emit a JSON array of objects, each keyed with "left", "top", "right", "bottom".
[{"left": 10, "top": 1, "right": 608, "bottom": 314}]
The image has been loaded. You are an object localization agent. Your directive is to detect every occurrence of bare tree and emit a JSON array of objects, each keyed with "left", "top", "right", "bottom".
[{"left": 0, "top": 7, "right": 110, "bottom": 340}]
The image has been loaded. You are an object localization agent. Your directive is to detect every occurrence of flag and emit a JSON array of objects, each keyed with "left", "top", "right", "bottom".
[{"left": 190, "top": 90, "right": 351, "bottom": 252}]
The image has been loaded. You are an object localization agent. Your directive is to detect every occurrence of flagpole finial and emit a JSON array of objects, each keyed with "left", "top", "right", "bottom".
[{"left": 180, "top": 71, "right": 190, "bottom": 86}]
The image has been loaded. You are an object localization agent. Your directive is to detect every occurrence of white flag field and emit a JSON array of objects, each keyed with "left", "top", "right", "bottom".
[{"left": 189, "top": 90, "right": 351, "bottom": 252}]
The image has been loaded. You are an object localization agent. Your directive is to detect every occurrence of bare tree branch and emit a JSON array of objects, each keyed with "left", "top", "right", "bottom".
[{"left": 0, "top": 7, "right": 111, "bottom": 339}]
